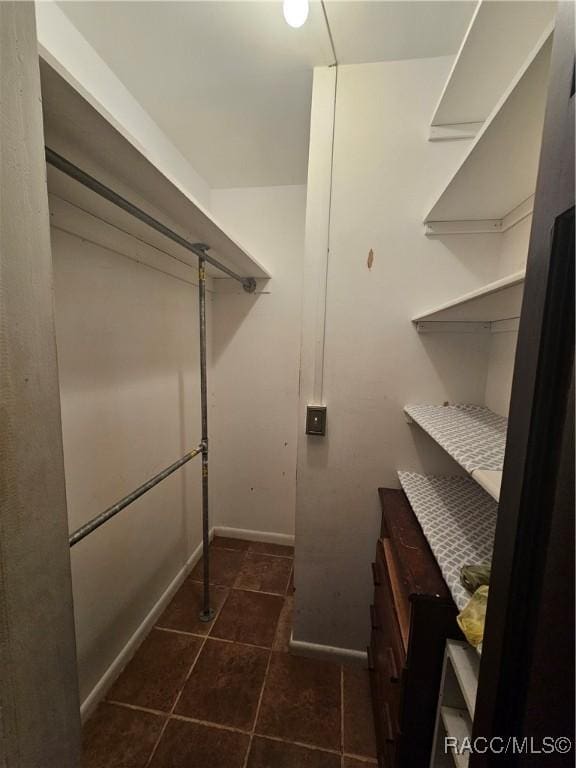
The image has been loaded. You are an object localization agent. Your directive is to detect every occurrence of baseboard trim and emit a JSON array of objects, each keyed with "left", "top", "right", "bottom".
[
  {"left": 213, "top": 526, "right": 294, "bottom": 547},
  {"left": 79, "top": 529, "right": 213, "bottom": 722},
  {"left": 288, "top": 634, "right": 368, "bottom": 666}
]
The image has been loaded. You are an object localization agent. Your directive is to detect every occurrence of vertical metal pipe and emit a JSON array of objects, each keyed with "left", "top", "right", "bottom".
[{"left": 198, "top": 255, "right": 214, "bottom": 622}]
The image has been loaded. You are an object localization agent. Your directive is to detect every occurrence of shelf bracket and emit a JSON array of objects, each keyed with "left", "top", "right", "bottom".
[
  {"left": 428, "top": 122, "right": 483, "bottom": 142},
  {"left": 424, "top": 197, "right": 534, "bottom": 237},
  {"left": 425, "top": 220, "right": 502, "bottom": 237},
  {"left": 415, "top": 321, "right": 491, "bottom": 334}
]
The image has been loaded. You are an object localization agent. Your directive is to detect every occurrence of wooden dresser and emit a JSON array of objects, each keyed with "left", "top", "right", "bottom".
[{"left": 368, "top": 487, "right": 461, "bottom": 767}]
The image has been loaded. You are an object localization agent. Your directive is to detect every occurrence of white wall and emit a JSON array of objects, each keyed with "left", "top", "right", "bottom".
[
  {"left": 484, "top": 330, "right": 518, "bottom": 417},
  {"left": 294, "top": 58, "right": 512, "bottom": 652},
  {"left": 496, "top": 215, "right": 532, "bottom": 277},
  {"left": 210, "top": 185, "right": 306, "bottom": 537},
  {"left": 484, "top": 215, "right": 532, "bottom": 416},
  {"left": 36, "top": 0, "right": 211, "bottom": 208},
  {"left": 52, "top": 212, "right": 207, "bottom": 706}
]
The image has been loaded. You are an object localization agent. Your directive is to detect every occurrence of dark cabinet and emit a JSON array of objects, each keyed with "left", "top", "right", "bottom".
[{"left": 369, "top": 488, "right": 461, "bottom": 767}]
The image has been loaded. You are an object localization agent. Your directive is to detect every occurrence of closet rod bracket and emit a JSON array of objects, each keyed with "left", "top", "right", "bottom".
[
  {"left": 193, "top": 242, "right": 256, "bottom": 293},
  {"left": 243, "top": 277, "right": 257, "bottom": 294}
]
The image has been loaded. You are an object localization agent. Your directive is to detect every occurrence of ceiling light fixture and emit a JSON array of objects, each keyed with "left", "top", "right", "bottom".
[{"left": 283, "top": 0, "right": 309, "bottom": 28}]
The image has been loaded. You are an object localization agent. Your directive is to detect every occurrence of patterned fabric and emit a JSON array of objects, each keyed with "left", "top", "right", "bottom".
[
  {"left": 398, "top": 471, "right": 497, "bottom": 611},
  {"left": 405, "top": 404, "right": 507, "bottom": 472}
]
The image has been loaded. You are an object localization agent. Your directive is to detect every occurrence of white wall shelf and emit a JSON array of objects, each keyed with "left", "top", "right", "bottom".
[
  {"left": 446, "top": 641, "right": 480, "bottom": 718},
  {"left": 40, "top": 60, "right": 270, "bottom": 282},
  {"left": 412, "top": 270, "right": 525, "bottom": 325},
  {"left": 398, "top": 472, "right": 497, "bottom": 612},
  {"left": 425, "top": 27, "right": 553, "bottom": 226},
  {"left": 471, "top": 469, "right": 502, "bottom": 502},
  {"left": 431, "top": 640, "right": 481, "bottom": 767},
  {"left": 405, "top": 403, "right": 507, "bottom": 473},
  {"left": 404, "top": 404, "right": 505, "bottom": 502},
  {"left": 430, "top": 1, "right": 557, "bottom": 138},
  {"left": 440, "top": 707, "right": 471, "bottom": 768}
]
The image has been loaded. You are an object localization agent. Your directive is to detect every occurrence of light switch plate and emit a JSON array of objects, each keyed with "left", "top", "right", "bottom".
[{"left": 306, "top": 405, "right": 327, "bottom": 436}]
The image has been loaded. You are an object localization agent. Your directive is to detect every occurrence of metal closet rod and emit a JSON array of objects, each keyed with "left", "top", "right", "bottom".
[
  {"left": 45, "top": 147, "right": 257, "bottom": 294},
  {"left": 69, "top": 444, "right": 204, "bottom": 547}
]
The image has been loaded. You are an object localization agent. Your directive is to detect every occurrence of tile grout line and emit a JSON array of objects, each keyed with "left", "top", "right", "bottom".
[
  {"left": 108, "top": 694, "right": 379, "bottom": 763},
  {"left": 107, "top": 699, "right": 252, "bottom": 737},
  {"left": 192, "top": 544, "right": 293, "bottom": 596},
  {"left": 171, "top": 635, "right": 209, "bottom": 712},
  {"left": 242, "top": 647, "right": 273, "bottom": 768},
  {"left": 184, "top": 632, "right": 274, "bottom": 652},
  {"left": 107, "top": 700, "right": 170, "bottom": 718},
  {"left": 248, "top": 731, "right": 347, "bottom": 757},
  {"left": 212, "top": 543, "right": 294, "bottom": 560},
  {"left": 206, "top": 588, "right": 230, "bottom": 639},
  {"left": 234, "top": 584, "right": 291, "bottom": 598},
  {"left": 110, "top": 699, "right": 373, "bottom": 759},
  {"left": 241, "top": 583, "right": 287, "bottom": 768},
  {"left": 241, "top": 581, "right": 290, "bottom": 767},
  {"left": 189, "top": 580, "right": 291, "bottom": 598},
  {"left": 171, "top": 712, "right": 252, "bottom": 736},
  {"left": 204, "top": 635, "right": 273, "bottom": 652},
  {"left": 108, "top": 695, "right": 377, "bottom": 763},
  {"left": 142, "top": 704, "right": 169, "bottom": 765},
  {"left": 286, "top": 563, "right": 294, "bottom": 597},
  {"left": 231, "top": 551, "right": 292, "bottom": 595},
  {"left": 144, "top": 631, "right": 209, "bottom": 768},
  {"left": 230, "top": 547, "right": 253, "bottom": 592},
  {"left": 154, "top": 626, "right": 207, "bottom": 639}
]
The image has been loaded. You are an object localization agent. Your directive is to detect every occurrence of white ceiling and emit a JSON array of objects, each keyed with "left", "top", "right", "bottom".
[{"left": 58, "top": 1, "right": 475, "bottom": 189}]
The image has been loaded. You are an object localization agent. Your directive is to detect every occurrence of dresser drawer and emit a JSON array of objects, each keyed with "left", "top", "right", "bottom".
[
  {"left": 380, "top": 538, "right": 410, "bottom": 647},
  {"left": 373, "top": 544, "right": 407, "bottom": 671},
  {"left": 368, "top": 645, "right": 399, "bottom": 768},
  {"left": 371, "top": 488, "right": 458, "bottom": 767},
  {"left": 370, "top": 623, "right": 402, "bottom": 736}
]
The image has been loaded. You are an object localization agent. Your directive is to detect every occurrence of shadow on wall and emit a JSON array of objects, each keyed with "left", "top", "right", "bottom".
[
  {"left": 415, "top": 330, "right": 491, "bottom": 402},
  {"left": 73, "top": 508, "right": 197, "bottom": 701},
  {"left": 405, "top": 424, "right": 469, "bottom": 480},
  {"left": 210, "top": 282, "right": 263, "bottom": 365},
  {"left": 303, "top": 431, "right": 331, "bottom": 472},
  {"left": 426, "top": 232, "right": 502, "bottom": 283},
  {"left": 178, "top": 368, "right": 194, "bottom": 558}
]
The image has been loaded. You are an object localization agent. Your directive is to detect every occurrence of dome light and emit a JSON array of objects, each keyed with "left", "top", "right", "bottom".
[{"left": 283, "top": 0, "right": 309, "bottom": 29}]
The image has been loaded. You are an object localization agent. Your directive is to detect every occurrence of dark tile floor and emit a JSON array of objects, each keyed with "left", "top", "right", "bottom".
[{"left": 82, "top": 537, "right": 377, "bottom": 768}]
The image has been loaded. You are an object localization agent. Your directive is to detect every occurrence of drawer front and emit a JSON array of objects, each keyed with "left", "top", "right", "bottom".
[
  {"left": 373, "top": 548, "right": 406, "bottom": 672},
  {"left": 381, "top": 539, "right": 410, "bottom": 645},
  {"left": 368, "top": 644, "right": 398, "bottom": 768},
  {"left": 370, "top": 624, "right": 402, "bottom": 737}
]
